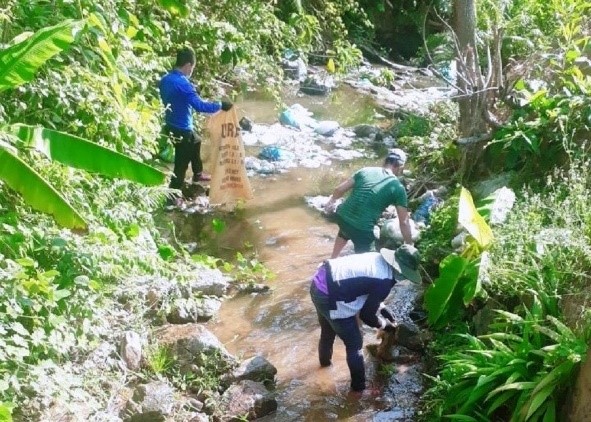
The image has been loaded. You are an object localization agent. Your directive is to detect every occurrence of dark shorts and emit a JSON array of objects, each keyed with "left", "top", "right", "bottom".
[{"left": 333, "top": 213, "right": 375, "bottom": 253}]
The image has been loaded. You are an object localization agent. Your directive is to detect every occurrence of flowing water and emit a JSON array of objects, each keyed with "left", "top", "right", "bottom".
[{"left": 172, "top": 83, "right": 423, "bottom": 420}]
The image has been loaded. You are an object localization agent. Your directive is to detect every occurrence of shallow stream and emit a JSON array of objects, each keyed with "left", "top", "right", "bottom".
[{"left": 172, "top": 82, "right": 426, "bottom": 421}]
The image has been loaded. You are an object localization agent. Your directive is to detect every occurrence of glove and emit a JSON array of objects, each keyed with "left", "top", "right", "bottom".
[
  {"left": 380, "top": 306, "right": 395, "bottom": 323},
  {"left": 221, "top": 101, "right": 233, "bottom": 111}
]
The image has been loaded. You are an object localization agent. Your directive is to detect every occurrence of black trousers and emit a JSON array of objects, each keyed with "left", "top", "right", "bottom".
[{"left": 164, "top": 125, "right": 202, "bottom": 189}]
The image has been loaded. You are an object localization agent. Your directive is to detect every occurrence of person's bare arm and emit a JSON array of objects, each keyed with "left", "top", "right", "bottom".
[
  {"left": 325, "top": 177, "right": 354, "bottom": 211},
  {"left": 396, "top": 206, "right": 413, "bottom": 245}
]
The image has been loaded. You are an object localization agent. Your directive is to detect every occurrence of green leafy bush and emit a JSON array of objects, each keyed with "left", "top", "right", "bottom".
[{"left": 425, "top": 295, "right": 587, "bottom": 421}]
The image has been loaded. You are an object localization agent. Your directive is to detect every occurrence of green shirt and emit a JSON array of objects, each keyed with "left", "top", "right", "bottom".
[{"left": 336, "top": 167, "right": 408, "bottom": 232}]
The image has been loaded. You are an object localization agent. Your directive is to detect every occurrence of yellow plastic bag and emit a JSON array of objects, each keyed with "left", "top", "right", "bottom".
[{"left": 205, "top": 108, "right": 253, "bottom": 207}]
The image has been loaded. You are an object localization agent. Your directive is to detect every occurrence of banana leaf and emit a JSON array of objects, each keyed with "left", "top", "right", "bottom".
[
  {"left": 459, "top": 187, "right": 494, "bottom": 248},
  {"left": 0, "top": 19, "right": 84, "bottom": 92},
  {"left": 0, "top": 145, "right": 87, "bottom": 232},
  {"left": 7, "top": 124, "right": 165, "bottom": 186},
  {"left": 424, "top": 254, "right": 469, "bottom": 328}
]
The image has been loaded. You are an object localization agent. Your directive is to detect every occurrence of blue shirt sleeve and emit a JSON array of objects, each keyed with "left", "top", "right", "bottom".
[{"left": 177, "top": 80, "right": 222, "bottom": 114}]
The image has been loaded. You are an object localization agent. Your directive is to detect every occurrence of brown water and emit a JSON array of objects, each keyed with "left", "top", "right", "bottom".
[
  {"left": 204, "top": 167, "right": 393, "bottom": 421},
  {"left": 175, "top": 85, "right": 418, "bottom": 420}
]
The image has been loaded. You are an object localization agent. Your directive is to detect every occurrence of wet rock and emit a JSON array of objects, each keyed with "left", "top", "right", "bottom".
[
  {"left": 126, "top": 382, "right": 175, "bottom": 420},
  {"left": 314, "top": 121, "right": 340, "bottom": 137},
  {"left": 396, "top": 322, "right": 425, "bottom": 352},
  {"left": 353, "top": 124, "right": 380, "bottom": 138},
  {"left": 188, "top": 413, "right": 209, "bottom": 422},
  {"left": 409, "top": 309, "right": 427, "bottom": 325},
  {"left": 473, "top": 300, "right": 498, "bottom": 336},
  {"left": 167, "top": 297, "right": 222, "bottom": 323},
  {"left": 120, "top": 331, "right": 142, "bottom": 371},
  {"left": 184, "top": 268, "right": 229, "bottom": 297},
  {"left": 378, "top": 218, "right": 421, "bottom": 247},
  {"left": 373, "top": 408, "right": 410, "bottom": 421},
  {"left": 216, "top": 380, "right": 277, "bottom": 421},
  {"left": 239, "top": 116, "right": 253, "bottom": 132},
  {"left": 300, "top": 74, "right": 334, "bottom": 96},
  {"left": 184, "top": 397, "right": 204, "bottom": 412},
  {"left": 153, "top": 323, "right": 236, "bottom": 366},
  {"left": 236, "top": 283, "right": 271, "bottom": 294},
  {"left": 225, "top": 355, "right": 278, "bottom": 384}
]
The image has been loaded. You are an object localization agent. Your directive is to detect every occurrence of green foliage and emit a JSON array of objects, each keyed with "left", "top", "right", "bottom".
[
  {"left": 377, "top": 362, "right": 396, "bottom": 377},
  {"left": 144, "top": 345, "right": 233, "bottom": 395},
  {"left": 0, "top": 21, "right": 165, "bottom": 231},
  {"left": 425, "top": 254, "right": 473, "bottom": 328},
  {"left": 0, "top": 20, "right": 84, "bottom": 92},
  {"left": 0, "top": 258, "right": 102, "bottom": 403},
  {"left": 223, "top": 252, "right": 276, "bottom": 286},
  {"left": 395, "top": 101, "right": 461, "bottom": 183},
  {"left": 486, "top": 161, "right": 591, "bottom": 305},
  {"left": 145, "top": 344, "right": 175, "bottom": 374},
  {"left": 417, "top": 193, "right": 459, "bottom": 269},
  {"left": 394, "top": 114, "right": 433, "bottom": 138},
  {"left": 426, "top": 296, "right": 587, "bottom": 421},
  {"left": 482, "top": 0, "right": 591, "bottom": 58},
  {"left": 0, "top": 403, "right": 12, "bottom": 422},
  {"left": 421, "top": 163, "right": 591, "bottom": 420},
  {"left": 424, "top": 189, "right": 492, "bottom": 328},
  {"left": 211, "top": 218, "right": 227, "bottom": 234}
]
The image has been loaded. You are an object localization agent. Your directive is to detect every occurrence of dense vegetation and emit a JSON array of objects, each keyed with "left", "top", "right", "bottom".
[
  {"left": 1, "top": 0, "right": 590, "bottom": 420},
  {"left": 0, "top": 0, "right": 362, "bottom": 418}
]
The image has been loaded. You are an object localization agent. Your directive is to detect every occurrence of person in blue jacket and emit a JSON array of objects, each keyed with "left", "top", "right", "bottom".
[
  {"left": 309, "top": 244, "right": 421, "bottom": 393},
  {"left": 159, "top": 47, "right": 233, "bottom": 196}
]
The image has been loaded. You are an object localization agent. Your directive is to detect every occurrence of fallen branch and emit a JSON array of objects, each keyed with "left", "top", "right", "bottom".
[{"left": 358, "top": 44, "right": 421, "bottom": 72}]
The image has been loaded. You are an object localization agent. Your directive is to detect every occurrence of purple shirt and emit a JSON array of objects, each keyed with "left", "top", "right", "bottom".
[{"left": 313, "top": 264, "right": 329, "bottom": 295}]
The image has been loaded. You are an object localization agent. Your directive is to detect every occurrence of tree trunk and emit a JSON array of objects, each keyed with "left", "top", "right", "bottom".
[{"left": 453, "top": 0, "right": 488, "bottom": 180}]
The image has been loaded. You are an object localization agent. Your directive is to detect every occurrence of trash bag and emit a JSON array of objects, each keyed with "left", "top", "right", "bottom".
[
  {"left": 158, "top": 135, "right": 175, "bottom": 163},
  {"left": 258, "top": 146, "right": 295, "bottom": 162},
  {"left": 259, "top": 146, "right": 282, "bottom": 161},
  {"left": 413, "top": 193, "right": 440, "bottom": 224},
  {"left": 205, "top": 108, "right": 253, "bottom": 207},
  {"left": 279, "top": 109, "right": 300, "bottom": 129}
]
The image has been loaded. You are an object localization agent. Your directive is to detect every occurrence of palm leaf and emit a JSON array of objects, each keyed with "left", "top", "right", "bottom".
[
  {"left": 0, "top": 145, "right": 87, "bottom": 232},
  {"left": 0, "top": 20, "right": 84, "bottom": 92},
  {"left": 7, "top": 124, "right": 165, "bottom": 186}
]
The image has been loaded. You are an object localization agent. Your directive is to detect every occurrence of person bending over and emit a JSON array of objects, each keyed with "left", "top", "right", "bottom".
[
  {"left": 324, "top": 148, "right": 412, "bottom": 258},
  {"left": 309, "top": 244, "right": 421, "bottom": 393}
]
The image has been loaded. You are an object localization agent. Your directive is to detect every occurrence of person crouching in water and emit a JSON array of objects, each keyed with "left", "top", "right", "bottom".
[{"left": 309, "top": 244, "right": 421, "bottom": 394}]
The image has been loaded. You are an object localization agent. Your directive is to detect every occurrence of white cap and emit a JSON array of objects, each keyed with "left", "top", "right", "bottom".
[{"left": 387, "top": 148, "right": 407, "bottom": 165}]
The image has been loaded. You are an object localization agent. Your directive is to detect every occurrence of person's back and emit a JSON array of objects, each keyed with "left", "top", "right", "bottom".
[
  {"left": 159, "top": 70, "right": 192, "bottom": 131},
  {"left": 336, "top": 167, "right": 406, "bottom": 232}
]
